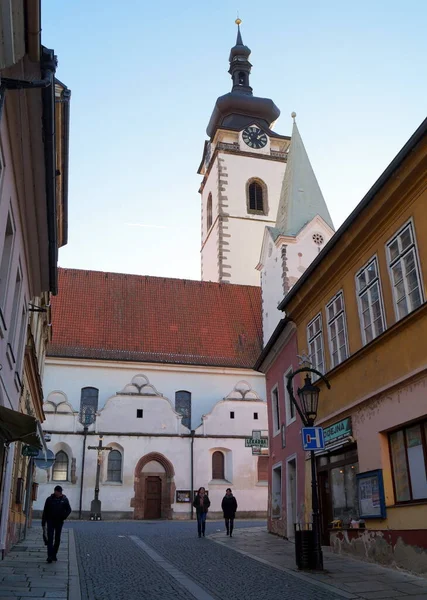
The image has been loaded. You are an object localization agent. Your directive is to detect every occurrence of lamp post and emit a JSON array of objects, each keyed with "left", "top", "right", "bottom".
[{"left": 286, "top": 367, "right": 331, "bottom": 571}]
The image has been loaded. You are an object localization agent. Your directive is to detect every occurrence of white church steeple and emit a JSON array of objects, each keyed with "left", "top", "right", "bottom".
[
  {"left": 198, "top": 21, "right": 290, "bottom": 286},
  {"left": 276, "top": 114, "right": 334, "bottom": 236},
  {"left": 258, "top": 114, "right": 335, "bottom": 345}
]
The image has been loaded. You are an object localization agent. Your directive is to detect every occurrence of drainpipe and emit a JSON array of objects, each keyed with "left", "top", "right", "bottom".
[
  {"left": 23, "top": 457, "right": 34, "bottom": 539},
  {"left": 190, "top": 430, "right": 195, "bottom": 520},
  {"left": 78, "top": 427, "right": 88, "bottom": 519}
]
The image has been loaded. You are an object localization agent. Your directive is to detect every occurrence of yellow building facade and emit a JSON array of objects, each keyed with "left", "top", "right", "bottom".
[{"left": 279, "top": 117, "right": 427, "bottom": 572}]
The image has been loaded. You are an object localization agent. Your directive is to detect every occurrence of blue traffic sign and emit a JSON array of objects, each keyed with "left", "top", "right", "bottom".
[{"left": 302, "top": 427, "right": 325, "bottom": 451}]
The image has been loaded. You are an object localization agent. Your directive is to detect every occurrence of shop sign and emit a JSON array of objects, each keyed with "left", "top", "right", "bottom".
[
  {"left": 21, "top": 445, "right": 40, "bottom": 457},
  {"left": 245, "top": 437, "right": 268, "bottom": 448},
  {"left": 323, "top": 417, "right": 352, "bottom": 447}
]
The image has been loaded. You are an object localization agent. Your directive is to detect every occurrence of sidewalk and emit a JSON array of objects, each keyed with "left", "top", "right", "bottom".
[
  {"left": 0, "top": 527, "right": 80, "bottom": 600},
  {"left": 210, "top": 527, "right": 427, "bottom": 599}
]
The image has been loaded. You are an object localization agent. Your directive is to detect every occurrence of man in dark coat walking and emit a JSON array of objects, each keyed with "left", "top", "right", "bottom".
[
  {"left": 221, "top": 488, "right": 237, "bottom": 537},
  {"left": 42, "top": 485, "right": 71, "bottom": 563}
]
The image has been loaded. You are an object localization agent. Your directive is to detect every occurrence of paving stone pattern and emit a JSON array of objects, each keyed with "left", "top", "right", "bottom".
[
  {"left": 71, "top": 521, "right": 341, "bottom": 600},
  {"left": 0, "top": 527, "right": 69, "bottom": 600},
  {"left": 74, "top": 526, "right": 191, "bottom": 600},
  {"left": 209, "top": 527, "right": 427, "bottom": 600}
]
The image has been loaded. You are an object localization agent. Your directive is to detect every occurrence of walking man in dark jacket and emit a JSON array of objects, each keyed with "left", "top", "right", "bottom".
[
  {"left": 42, "top": 485, "right": 71, "bottom": 563},
  {"left": 221, "top": 488, "right": 237, "bottom": 537}
]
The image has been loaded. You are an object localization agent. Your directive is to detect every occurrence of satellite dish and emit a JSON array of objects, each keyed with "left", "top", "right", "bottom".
[{"left": 34, "top": 449, "right": 55, "bottom": 470}]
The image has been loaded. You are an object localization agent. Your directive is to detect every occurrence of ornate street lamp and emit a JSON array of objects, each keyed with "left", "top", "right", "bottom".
[
  {"left": 298, "top": 375, "right": 320, "bottom": 426},
  {"left": 287, "top": 367, "right": 331, "bottom": 571}
]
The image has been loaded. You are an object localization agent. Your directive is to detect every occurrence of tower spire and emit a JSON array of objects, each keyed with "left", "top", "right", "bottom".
[
  {"left": 275, "top": 114, "right": 334, "bottom": 235},
  {"left": 229, "top": 18, "right": 252, "bottom": 95},
  {"left": 235, "top": 18, "right": 243, "bottom": 45}
]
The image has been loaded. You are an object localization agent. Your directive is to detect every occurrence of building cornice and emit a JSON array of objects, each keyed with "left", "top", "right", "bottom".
[{"left": 45, "top": 356, "right": 266, "bottom": 378}]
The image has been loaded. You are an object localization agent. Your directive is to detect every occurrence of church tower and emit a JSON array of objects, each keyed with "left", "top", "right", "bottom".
[{"left": 198, "top": 20, "right": 290, "bottom": 286}]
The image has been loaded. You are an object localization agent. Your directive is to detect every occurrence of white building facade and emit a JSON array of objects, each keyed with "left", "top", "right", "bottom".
[{"left": 34, "top": 367, "right": 268, "bottom": 520}]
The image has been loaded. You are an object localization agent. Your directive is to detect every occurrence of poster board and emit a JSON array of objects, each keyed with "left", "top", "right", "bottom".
[{"left": 356, "top": 469, "right": 386, "bottom": 519}]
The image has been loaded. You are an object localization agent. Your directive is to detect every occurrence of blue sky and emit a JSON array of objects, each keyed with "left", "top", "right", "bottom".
[{"left": 42, "top": 0, "right": 427, "bottom": 281}]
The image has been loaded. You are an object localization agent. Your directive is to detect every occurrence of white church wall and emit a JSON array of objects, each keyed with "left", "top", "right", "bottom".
[
  {"left": 261, "top": 238, "right": 286, "bottom": 345},
  {"left": 260, "top": 217, "right": 335, "bottom": 346},
  {"left": 43, "top": 359, "right": 266, "bottom": 429},
  {"left": 34, "top": 364, "right": 268, "bottom": 519},
  {"left": 226, "top": 217, "right": 264, "bottom": 286},
  {"left": 97, "top": 394, "right": 185, "bottom": 435},
  {"left": 284, "top": 218, "right": 334, "bottom": 288},
  {"left": 201, "top": 220, "right": 219, "bottom": 282},
  {"left": 219, "top": 153, "right": 285, "bottom": 220}
]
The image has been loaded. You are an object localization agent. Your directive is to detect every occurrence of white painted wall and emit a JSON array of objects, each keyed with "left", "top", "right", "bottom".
[
  {"left": 34, "top": 367, "right": 268, "bottom": 518},
  {"left": 43, "top": 358, "right": 266, "bottom": 428},
  {"left": 260, "top": 237, "right": 286, "bottom": 345},
  {"left": 200, "top": 145, "right": 286, "bottom": 285},
  {"left": 260, "top": 217, "right": 335, "bottom": 345},
  {"left": 220, "top": 153, "right": 285, "bottom": 220}
]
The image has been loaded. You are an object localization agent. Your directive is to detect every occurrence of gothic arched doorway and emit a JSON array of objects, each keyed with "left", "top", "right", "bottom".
[{"left": 132, "top": 452, "right": 175, "bottom": 519}]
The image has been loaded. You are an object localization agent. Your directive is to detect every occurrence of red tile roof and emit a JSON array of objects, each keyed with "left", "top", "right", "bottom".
[{"left": 48, "top": 268, "right": 263, "bottom": 369}]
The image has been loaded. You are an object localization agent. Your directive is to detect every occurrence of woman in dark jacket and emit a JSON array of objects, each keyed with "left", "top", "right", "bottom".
[
  {"left": 193, "top": 487, "right": 210, "bottom": 538},
  {"left": 221, "top": 488, "right": 237, "bottom": 537}
]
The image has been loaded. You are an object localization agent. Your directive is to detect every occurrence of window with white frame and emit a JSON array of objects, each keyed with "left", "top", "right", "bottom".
[
  {"left": 307, "top": 314, "right": 325, "bottom": 375},
  {"left": 271, "top": 385, "right": 280, "bottom": 434},
  {"left": 387, "top": 222, "right": 423, "bottom": 320},
  {"left": 284, "top": 367, "right": 296, "bottom": 425},
  {"left": 52, "top": 451, "right": 68, "bottom": 481},
  {"left": 326, "top": 292, "right": 349, "bottom": 368},
  {"left": 107, "top": 450, "right": 123, "bottom": 483},
  {"left": 0, "top": 211, "right": 15, "bottom": 313},
  {"left": 356, "top": 257, "right": 385, "bottom": 344}
]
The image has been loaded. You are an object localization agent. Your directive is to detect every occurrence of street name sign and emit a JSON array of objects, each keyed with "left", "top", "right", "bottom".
[{"left": 302, "top": 427, "right": 325, "bottom": 451}]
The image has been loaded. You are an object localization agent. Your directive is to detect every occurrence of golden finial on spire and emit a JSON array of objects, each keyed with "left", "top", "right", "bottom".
[{"left": 235, "top": 17, "right": 242, "bottom": 26}]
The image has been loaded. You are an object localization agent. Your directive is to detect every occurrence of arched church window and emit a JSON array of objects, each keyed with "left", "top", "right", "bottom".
[
  {"left": 79, "top": 387, "right": 99, "bottom": 426},
  {"left": 175, "top": 391, "right": 191, "bottom": 430},
  {"left": 212, "top": 451, "right": 225, "bottom": 480},
  {"left": 238, "top": 71, "right": 246, "bottom": 86},
  {"left": 206, "top": 193, "right": 213, "bottom": 231},
  {"left": 247, "top": 179, "right": 268, "bottom": 215},
  {"left": 107, "top": 450, "right": 122, "bottom": 482},
  {"left": 53, "top": 451, "right": 68, "bottom": 481}
]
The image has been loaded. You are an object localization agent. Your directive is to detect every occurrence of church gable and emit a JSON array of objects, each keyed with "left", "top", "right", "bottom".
[
  {"left": 198, "top": 380, "right": 266, "bottom": 436},
  {"left": 98, "top": 373, "right": 186, "bottom": 434}
]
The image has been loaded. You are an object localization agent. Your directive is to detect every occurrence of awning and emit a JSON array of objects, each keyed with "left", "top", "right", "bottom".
[{"left": 0, "top": 405, "right": 42, "bottom": 449}]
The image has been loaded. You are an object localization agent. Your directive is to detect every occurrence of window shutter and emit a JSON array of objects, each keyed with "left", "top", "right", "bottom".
[
  {"left": 212, "top": 451, "right": 225, "bottom": 479},
  {"left": 257, "top": 456, "right": 269, "bottom": 482}
]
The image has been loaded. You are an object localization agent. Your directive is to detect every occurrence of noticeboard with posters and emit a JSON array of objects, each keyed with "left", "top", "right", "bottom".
[{"left": 357, "top": 469, "right": 386, "bottom": 519}]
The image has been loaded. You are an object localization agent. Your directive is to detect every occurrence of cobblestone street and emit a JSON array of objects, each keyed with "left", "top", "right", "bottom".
[
  {"left": 71, "top": 520, "right": 341, "bottom": 600},
  {"left": 3, "top": 521, "right": 427, "bottom": 600}
]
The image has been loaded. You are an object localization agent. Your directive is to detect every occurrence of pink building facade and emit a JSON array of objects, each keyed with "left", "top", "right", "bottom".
[{"left": 256, "top": 320, "right": 306, "bottom": 538}]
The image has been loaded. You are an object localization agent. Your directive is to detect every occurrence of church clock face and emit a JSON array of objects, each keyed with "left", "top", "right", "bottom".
[{"left": 242, "top": 126, "right": 268, "bottom": 149}]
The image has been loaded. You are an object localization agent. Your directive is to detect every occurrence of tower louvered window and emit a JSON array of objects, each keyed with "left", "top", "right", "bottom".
[
  {"left": 248, "top": 181, "right": 264, "bottom": 212},
  {"left": 206, "top": 193, "right": 213, "bottom": 231}
]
